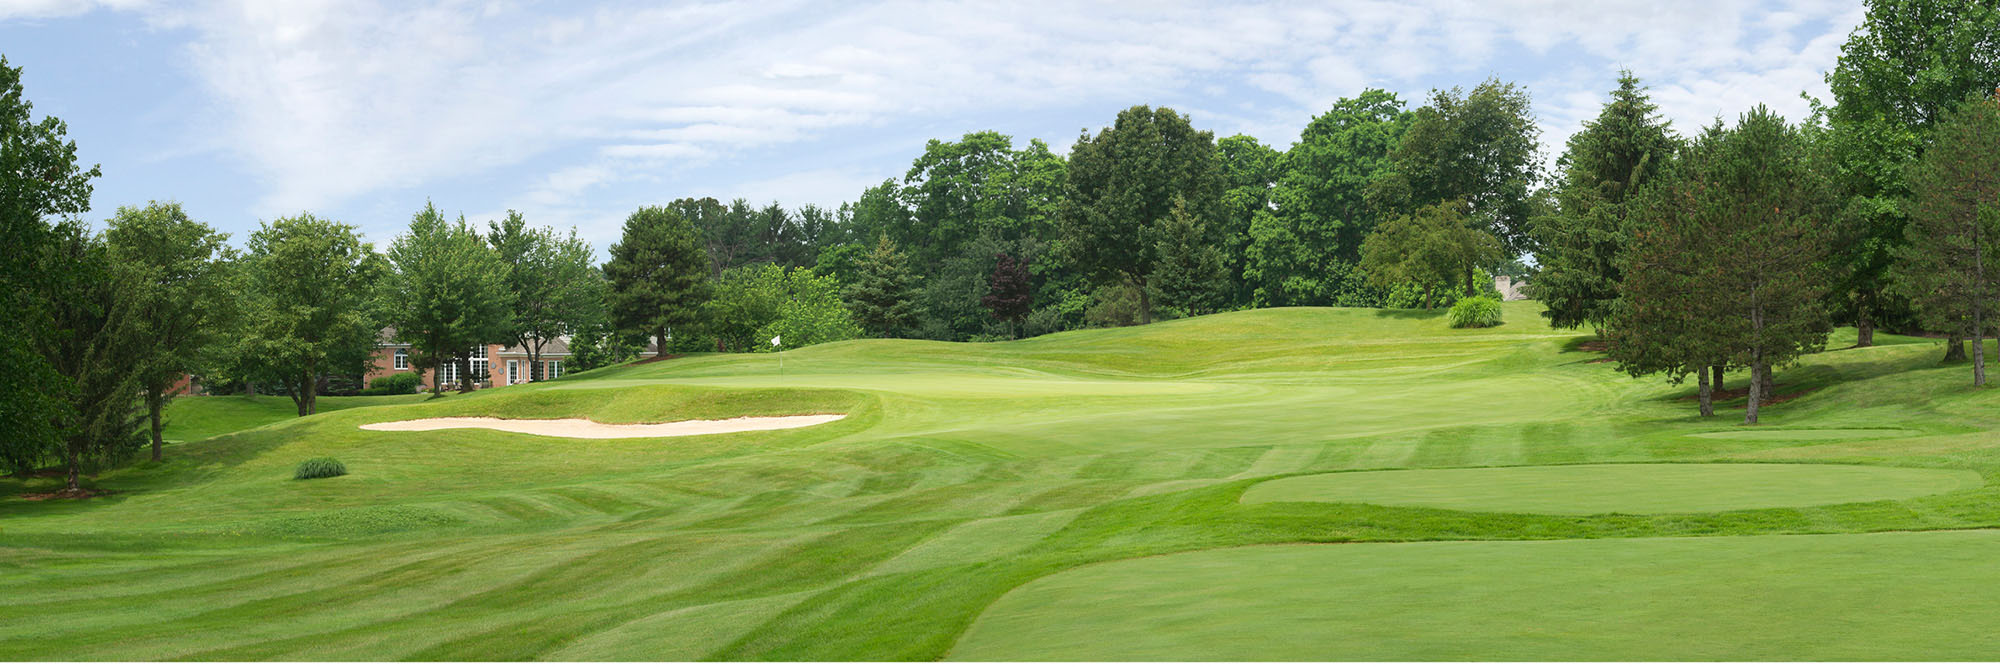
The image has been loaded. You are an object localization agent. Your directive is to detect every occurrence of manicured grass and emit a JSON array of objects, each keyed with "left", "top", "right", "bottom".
[
  {"left": 5, "top": 301, "right": 2000, "bottom": 660},
  {"left": 1685, "top": 427, "right": 1920, "bottom": 440},
  {"left": 952, "top": 530, "right": 2000, "bottom": 661},
  {"left": 1240, "top": 463, "right": 1981, "bottom": 514},
  {"left": 162, "top": 394, "right": 428, "bottom": 443}
]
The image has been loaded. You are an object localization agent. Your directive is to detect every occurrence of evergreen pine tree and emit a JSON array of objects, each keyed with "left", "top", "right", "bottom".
[
  {"left": 1532, "top": 72, "right": 1679, "bottom": 331},
  {"left": 605, "top": 206, "right": 711, "bottom": 353},
  {"left": 1151, "top": 197, "right": 1228, "bottom": 316},
  {"left": 846, "top": 235, "right": 921, "bottom": 338},
  {"left": 1890, "top": 96, "right": 2000, "bottom": 385}
]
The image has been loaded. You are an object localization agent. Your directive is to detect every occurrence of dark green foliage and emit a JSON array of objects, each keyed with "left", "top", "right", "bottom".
[
  {"left": 568, "top": 324, "right": 647, "bottom": 371},
  {"left": 104, "top": 201, "right": 237, "bottom": 462},
  {"left": 1359, "top": 200, "right": 1504, "bottom": 309},
  {"left": 1889, "top": 97, "right": 2000, "bottom": 385},
  {"left": 1824, "top": 0, "right": 2000, "bottom": 344},
  {"left": 384, "top": 202, "right": 512, "bottom": 395},
  {"left": 1447, "top": 296, "right": 1504, "bottom": 328},
  {"left": 1213, "top": 134, "right": 1281, "bottom": 306},
  {"left": 237, "top": 214, "right": 382, "bottom": 417},
  {"left": 1610, "top": 108, "right": 1836, "bottom": 423},
  {"left": 1373, "top": 79, "right": 1543, "bottom": 257},
  {"left": 1151, "top": 197, "right": 1229, "bottom": 317},
  {"left": 40, "top": 224, "right": 150, "bottom": 490},
  {"left": 1248, "top": 90, "right": 1410, "bottom": 307},
  {"left": 605, "top": 206, "right": 711, "bottom": 352},
  {"left": 845, "top": 236, "right": 922, "bottom": 338},
  {"left": 488, "top": 211, "right": 603, "bottom": 382},
  {"left": 1061, "top": 105, "right": 1225, "bottom": 325},
  {"left": 293, "top": 457, "right": 347, "bottom": 480},
  {"left": 0, "top": 57, "right": 101, "bottom": 478},
  {"left": 365, "top": 372, "right": 422, "bottom": 395},
  {"left": 1531, "top": 72, "right": 1679, "bottom": 331}
]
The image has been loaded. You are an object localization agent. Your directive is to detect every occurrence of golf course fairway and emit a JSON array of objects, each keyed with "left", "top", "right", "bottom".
[
  {"left": 7, "top": 302, "right": 2000, "bottom": 660},
  {"left": 1240, "top": 463, "right": 1981, "bottom": 514},
  {"left": 951, "top": 530, "right": 2000, "bottom": 661}
]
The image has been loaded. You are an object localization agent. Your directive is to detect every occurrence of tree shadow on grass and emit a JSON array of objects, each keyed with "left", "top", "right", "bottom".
[{"left": 1372, "top": 308, "right": 1445, "bottom": 320}]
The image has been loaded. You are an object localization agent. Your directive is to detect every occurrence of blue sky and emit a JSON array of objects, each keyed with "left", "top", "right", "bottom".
[{"left": 2, "top": 0, "right": 1861, "bottom": 257}]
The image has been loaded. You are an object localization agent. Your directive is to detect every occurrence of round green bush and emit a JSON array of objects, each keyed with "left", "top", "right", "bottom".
[
  {"left": 294, "top": 457, "right": 348, "bottom": 480},
  {"left": 1447, "top": 296, "right": 1504, "bottom": 328}
]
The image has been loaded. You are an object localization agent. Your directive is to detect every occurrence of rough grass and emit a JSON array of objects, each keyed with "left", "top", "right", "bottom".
[{"left": 4, "top": 301, "right": 2000, "bottom": 660}]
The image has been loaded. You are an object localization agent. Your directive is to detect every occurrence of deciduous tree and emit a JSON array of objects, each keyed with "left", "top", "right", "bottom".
[
  {"left": 1061, "top": 105, "right": 1225, "bottom": 324},
  {"left": 104, "top": 202, "right": 236, "bottom": 460},
  {"left": 384, "top": 203, "right": 512, "bottom": 395},
  {"left": 240, "top": 214, "right": 382, "bottom": 416}
]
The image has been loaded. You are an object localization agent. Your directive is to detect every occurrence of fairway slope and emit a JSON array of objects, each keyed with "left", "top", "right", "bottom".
[{"left": 7, "top": 302, "right": 2000, "bottom": 660}]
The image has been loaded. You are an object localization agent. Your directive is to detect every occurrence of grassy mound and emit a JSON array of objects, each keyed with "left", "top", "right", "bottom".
[
  {"left": 5, "top": 301, "right": 2000, "bottom": 660},
  {"left": 1240, "top": 463, "right": 1980, "bottom": 515}
]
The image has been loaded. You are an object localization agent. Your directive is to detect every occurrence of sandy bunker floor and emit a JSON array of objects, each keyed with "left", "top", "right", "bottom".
[{"left": 358, "top": 414, "right": 844, "bottom": 439}]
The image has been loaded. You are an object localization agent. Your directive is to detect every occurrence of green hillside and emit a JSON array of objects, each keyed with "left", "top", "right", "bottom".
[{"left": 5, "top": 301, "right": 1999, "bottom": 660}]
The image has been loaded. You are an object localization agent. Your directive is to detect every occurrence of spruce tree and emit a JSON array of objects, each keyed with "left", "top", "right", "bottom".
[
  {"left": 605, "top": 206, "right": 711, "bottom": 354},
  {"left": 846, "top": 235, "right": 921, "bottom": 338},
  {"left": 1532, "top": 72, "right": 1679, "bottom": 331},
  {"left": 1891, "top": 96, "right": 2000, "bottom": 385},
  {"left": 1151, "top": 197, "right": 1228, "bottom": 316}
]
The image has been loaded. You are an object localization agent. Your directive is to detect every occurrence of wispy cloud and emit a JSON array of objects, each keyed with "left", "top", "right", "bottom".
[{"left": 15, "top": 0, "right": 1862, "bottom": 241}]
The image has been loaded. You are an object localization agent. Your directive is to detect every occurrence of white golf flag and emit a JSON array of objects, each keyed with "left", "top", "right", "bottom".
[{"left": 771, "top": 335, "right": 781, "bottom": 347}]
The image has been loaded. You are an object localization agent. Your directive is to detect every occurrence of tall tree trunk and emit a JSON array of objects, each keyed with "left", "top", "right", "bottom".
[
  {"left": 1463, "top": 266, "right": 1475, "bottom": 297},
  {"left": 1758, "top": 362, "right": 1775, "bottom": 398},
  {"left": 457, "top": 355, "right": 475, "bottom": 393},
  {"left": 1977, "top": 249, "right": 1988, "bottom": 386},
  {"left": 1744, "top": 359, "right": 1764, "bottom": 425},
  {"left": 1855, "top": 308, "right": 1875, "bottom": 348},
  {"left": 1421, "top": 286, "right": 1436, "bottom": 310},
  {"left": 148, "top": 391, "right": 165, "bottom": 462},
  {"left": 65, "top": 445, "right": 80, "bottom": 493},
  {"left": 1945, "top": 334, "right": 1968, "bottom": 363},
  {"left": 1137, "top": 277, "right": 1153, "bottom": 325},
  {"left": 1696, "top": 364, "right": 1714, "bottom": 417},
  {"left": 1712, "top": 365, "right": 1724, "bottom": 394}
]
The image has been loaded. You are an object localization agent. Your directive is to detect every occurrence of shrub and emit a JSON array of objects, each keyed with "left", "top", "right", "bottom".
[
  {"left": 294, "top": 457, "right": 347, "bottom": 480},
  {"left": 1447, "top": 295, "right": 1504, "bottom": 328},
  {"left": 361, "top": 372, "right": 420, "bottom": 396}
]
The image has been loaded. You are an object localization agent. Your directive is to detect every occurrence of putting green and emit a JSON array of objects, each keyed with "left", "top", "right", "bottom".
[
  {"left": 1685, "top": 428, "right": 1917, "bottom": 440},
  {"left": 951, "top": 530, "right": 2000, "bottom": 661},
  {"left": 1239, "top": 463, "right": 1979, "bottom": 514}
]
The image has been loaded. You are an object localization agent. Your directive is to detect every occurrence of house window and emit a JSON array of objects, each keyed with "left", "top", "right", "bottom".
[
  {"left": 470, "top": 346, "right": 489, "bottom": 386},
  {"left": 506, "top": 360, "right": 519, "bottom": 385},
  {"left": 438, "top": 361, "right": 458, "bottom": 386},
  {"left": 545, "top": 360, "right": 562, "bottom": 379},
  {"left": 393, "top": 348, "right": 409, "bottom": 370}
]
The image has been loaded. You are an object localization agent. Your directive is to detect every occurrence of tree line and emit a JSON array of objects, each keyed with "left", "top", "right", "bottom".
[
  {"left": 1535, "top": 0, "right": 2000, "bottom": 424},
  {"left": 4, "top": 0, "right": 1995, "bottom": 488}
]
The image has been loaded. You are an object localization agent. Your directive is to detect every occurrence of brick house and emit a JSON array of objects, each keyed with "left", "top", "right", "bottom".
[{"left": 363, "top": 328, "right": 660, "bottom": 391}]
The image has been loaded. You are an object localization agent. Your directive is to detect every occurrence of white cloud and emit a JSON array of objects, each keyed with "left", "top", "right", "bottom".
[{"left": 73, "top": 0, "right": 1865, "bottom": 238}]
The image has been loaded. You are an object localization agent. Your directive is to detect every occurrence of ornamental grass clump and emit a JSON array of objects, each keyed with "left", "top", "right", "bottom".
[
  {"left": 1448, "top": 296, "right": 1504, "bottom": 328},
  {"left": 294, "top": 457, "right": 348, "bottom": 480}
]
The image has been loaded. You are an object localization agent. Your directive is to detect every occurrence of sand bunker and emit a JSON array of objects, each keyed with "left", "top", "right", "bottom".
[{"left": 358, "top": 414, "right": 844, "bottom": 439}]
